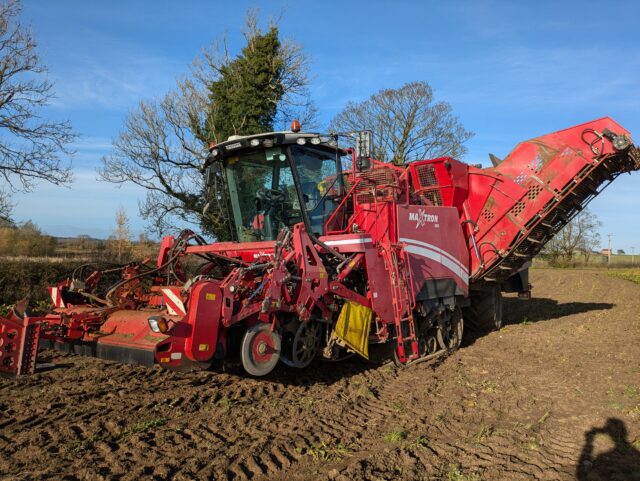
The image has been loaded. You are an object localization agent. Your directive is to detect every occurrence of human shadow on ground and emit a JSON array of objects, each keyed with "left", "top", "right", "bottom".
[
  {"left": 503, "top": 297, "right": 615, "bottom": 325},
  {"left": 576, "top": 418, "right": 640, "bottom": 481}
]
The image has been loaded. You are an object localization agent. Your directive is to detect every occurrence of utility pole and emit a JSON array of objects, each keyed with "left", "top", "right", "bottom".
[
  {"left": 607, "top": 234, "right": 613, "bottom": 267},
  {"left": 632, "top": 246, "right": 636, "bottom": 266}
]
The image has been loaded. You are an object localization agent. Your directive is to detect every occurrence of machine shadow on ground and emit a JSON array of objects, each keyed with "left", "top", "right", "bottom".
[
  {"left": 576, "top": 418, "right": 640, "bottom": 481},
  {"left": 211, "top": 354, "right": 393, "bottom": 387},
  {"left": 220, "top": 295, "right": 618, "bottom": 384},
  {"left": 503, "top": 297, "right": 615, "bottom": 325},
  {"left": 461, "top": 296, "right": 616, "bottom": 347}
]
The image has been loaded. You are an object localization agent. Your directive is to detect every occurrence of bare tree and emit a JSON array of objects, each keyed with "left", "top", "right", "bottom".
[
  {"left": 543, "top": 209, "right": 601, "bottom": 266},
  {"left": 109, "top": 206, "right": 132, "bottom": 263},
  {"left": 99, "top": 83, "right": 206, "bottom": 235},
  {"left": 0, "top": 190, "right": 12, "bottom": 225},
  {"left": 330, "top": 81, "right": 472, "bottom": 164},
  {"left": 101, "top": 12, "right": 314, "bottom": 236},
  {"left": 0, "top": 0, "right": 76, "bottom": 196}
]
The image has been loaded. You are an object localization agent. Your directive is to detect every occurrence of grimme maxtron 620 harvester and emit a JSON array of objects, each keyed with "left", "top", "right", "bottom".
[{"left": 1, "top": 117, "right": 638, "bottom": 377}]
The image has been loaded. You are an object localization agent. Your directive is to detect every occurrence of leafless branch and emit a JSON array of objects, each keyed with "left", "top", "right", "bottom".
[
  {"left": 0, "top": 0, "right": 76, "bottom": 195},
  {"left": 542, "top": 209, "right": 602, "bottom": 266},
  {"left": 329, "top": 81, "right": 472, "bottom": 164}
]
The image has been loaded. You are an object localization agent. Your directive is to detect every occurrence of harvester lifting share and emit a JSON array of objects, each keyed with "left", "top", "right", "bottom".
[{"left": 1, "top": 117, "right": 638, "bottom": 377}]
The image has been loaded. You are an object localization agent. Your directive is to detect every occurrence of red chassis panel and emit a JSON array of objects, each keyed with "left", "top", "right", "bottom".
[{"left": 396, "top": 205, "right": 469, "bottom": 298}]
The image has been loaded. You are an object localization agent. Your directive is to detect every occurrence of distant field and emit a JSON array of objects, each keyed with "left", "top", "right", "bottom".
[
  {"left": 598, "top": 254, "right": 639, "bottom": 267},
  {"left": 533, "top": 254, "right": 638, "bottom": 268}
]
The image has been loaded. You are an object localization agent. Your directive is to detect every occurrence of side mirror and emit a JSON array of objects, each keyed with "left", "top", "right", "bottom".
[
  {"left": 355, "top": 130, "right": 373, "bottom": 171},
  {"left": 203, "top": 164, "right": 221, "bottom": 215},
  {"left": 204, "top": 164, "right": 221, "bottom": 192}
]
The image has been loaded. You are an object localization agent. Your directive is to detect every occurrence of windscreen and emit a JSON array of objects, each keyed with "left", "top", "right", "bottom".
[
  {"left": 225, "top": 147, "right": 301, "bottom": 241},
  {"left": 290, "top": 145, "right": 347, "bottom": 235},
  {"left": 224, "top": 144, "right": 349, "bottom": 241}
]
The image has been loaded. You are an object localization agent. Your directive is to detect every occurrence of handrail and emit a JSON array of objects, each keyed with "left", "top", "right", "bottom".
[{"left": 324, "top": 176, "right": 364, "bottom": 235}]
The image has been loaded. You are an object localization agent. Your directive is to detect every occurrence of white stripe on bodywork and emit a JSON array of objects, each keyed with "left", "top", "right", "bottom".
[
  {"left": 323, "top": 238, "right": 372, "bottom": 247},
  {"left": 162, "top": 288, "right": 186, "bottom": 316},
  {"left": 399, "top": 237, "right": 468, "bottom": 273},
  {"left": 402, "top": 244, "right": 469, "bottom": 286}
]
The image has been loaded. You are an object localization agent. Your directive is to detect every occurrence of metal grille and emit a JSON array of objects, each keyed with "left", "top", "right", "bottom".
[
  {"left": 528, "top": 154, "right": 543, "bottom": 173},
  {"left": 509, "top": 200, "right": 526, "bottom": 217},
  {"left": 480, "top": 209, "right": 495, "bottom": 223},
  {"left": 420, "top": 189, "right": 442, "bottom": 206},
  {"left": 527, "top": 183, "right": 543, "bottom": 200},
  {"left": 514, "top": 172, "right": 528, "bottom": 185},
  {"left": 353, "top": 167, "right": 399, "bottom": 203},
  {"left": 416, "top": 164, "right": 438, "bottom": 188}
]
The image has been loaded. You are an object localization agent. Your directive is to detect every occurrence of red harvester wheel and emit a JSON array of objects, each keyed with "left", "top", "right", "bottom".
[{"left": 240, "top": 323, "right": 281, "bottom": 377}]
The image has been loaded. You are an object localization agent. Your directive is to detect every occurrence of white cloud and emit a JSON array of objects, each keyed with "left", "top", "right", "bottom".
[{"left": 50, "top": 54, "right": 185, "bottom": 111}]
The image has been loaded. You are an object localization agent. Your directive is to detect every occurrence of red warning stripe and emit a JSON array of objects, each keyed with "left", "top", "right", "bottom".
[
  {"left": 161, "top": 288, "right": 186, "bottom": 317},
  {"left": 48, "top": 286, "right": 65, "bottom": 308}
]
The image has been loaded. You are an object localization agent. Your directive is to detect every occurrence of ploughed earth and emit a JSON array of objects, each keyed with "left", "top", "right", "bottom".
[{"left": 1, "top": 269, "right": 639, "bottom": 481}]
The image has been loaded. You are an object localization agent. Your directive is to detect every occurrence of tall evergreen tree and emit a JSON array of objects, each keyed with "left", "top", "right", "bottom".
[
  {"left": 101, "top": 15, "right": 314, "bottom": 240},
  {"left": 204, "top": 27, "right": 285, "bottom": 142},
  {"left": 196, "top": 25, "right": 287, "bottom": 240}
]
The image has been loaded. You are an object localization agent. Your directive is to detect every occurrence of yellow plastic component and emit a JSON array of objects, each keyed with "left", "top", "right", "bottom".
[{"left": 334, "top": 301, "right": 373, "bottom": 359}]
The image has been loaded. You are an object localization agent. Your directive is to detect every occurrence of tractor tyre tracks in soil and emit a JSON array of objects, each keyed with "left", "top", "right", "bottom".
[{"left": 1, "top": 268, "right": 639, "bottom": 481}]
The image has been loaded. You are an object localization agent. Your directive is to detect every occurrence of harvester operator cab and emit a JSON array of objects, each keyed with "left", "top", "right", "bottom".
[{"left": 203, "top": 131, "right": 351, "bottom": 242}]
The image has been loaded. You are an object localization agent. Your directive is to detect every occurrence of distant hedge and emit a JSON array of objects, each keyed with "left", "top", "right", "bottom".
[{"left": 0, "top": 259, "right": 80, "bottom": 304}]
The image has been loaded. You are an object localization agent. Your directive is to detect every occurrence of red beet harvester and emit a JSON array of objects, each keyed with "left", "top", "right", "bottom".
[{"left": 1, "top": 117, "right": 638, "bottom": 377}]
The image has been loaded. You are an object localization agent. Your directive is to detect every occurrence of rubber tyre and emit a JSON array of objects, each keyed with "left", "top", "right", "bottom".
[{"left": 462, "top": 286, "right": 503, "bottom": 334}]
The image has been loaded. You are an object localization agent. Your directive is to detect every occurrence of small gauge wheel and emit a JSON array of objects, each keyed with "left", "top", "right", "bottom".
[{"left": 240, "top": 323, "right": 281, "bottom": 376}]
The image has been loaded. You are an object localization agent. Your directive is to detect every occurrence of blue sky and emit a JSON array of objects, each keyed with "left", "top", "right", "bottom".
[{"left": 10, "top": 0, "right": 640, "bottom": 252}]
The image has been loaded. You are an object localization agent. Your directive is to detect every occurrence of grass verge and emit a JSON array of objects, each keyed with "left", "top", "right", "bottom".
[{"left": 608, "top": 270, "right": 640, "bottom": 284}]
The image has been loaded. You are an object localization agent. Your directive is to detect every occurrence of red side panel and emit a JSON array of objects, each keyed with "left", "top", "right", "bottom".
[
  {"left": 396, "top": 205, "right": 469, "bottom": 297},
  {"left": 97, "top": 310, "right": 170, "bottom": 351},
  {"left": 363, "top": 246, "right": 395, "bottom": 324},
  {"left": 184, "top": 281, "right": 222, "bottom": 362}
]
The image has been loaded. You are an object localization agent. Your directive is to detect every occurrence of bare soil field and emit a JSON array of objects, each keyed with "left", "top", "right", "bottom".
[{"left": 1, "top": 269, "right": 639, "bottom": 481}]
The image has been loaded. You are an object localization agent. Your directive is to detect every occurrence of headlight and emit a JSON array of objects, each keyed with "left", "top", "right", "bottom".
[
  {"left": 250, "top": 139, "right": 261, "bottom": 147},
  {"left": 296, "top": 138, "right": 307, "bottom": 145},
  {"left": 148, "top": 316, "right": 169, "bottom": 334},
  {"left": 310, "top": 137, "right": 321, "bottom": 145}
]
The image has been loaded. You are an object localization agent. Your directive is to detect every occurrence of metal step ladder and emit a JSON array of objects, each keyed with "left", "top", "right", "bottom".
[{"left": 382, "top": 245, "right": 419, "bottom": 363}]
